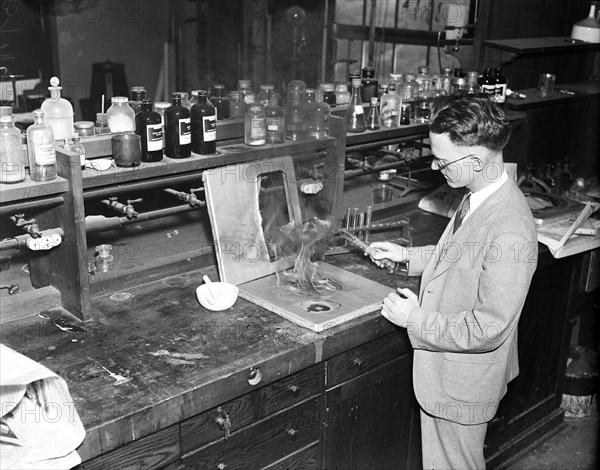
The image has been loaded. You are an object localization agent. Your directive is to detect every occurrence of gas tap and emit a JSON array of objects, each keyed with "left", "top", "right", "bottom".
[
  {"left": 10, "top": 213, "right": 41, "bottom": 238},
  {"left": 101, "top": 197, "right": 142, "bottom": 219},
  {"left": 163, "top": 187, "right": 204, "bottom": 207}
]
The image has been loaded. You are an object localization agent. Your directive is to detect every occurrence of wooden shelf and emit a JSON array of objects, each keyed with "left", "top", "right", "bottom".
[
  {"left": 0, "top": 175, "right": 68, "bottom": 204},
  {"left": 506, "top": 80, "right": 600, "bottom": 110},
  {"left": 484, "top": 36, "right": 600, "bottom": 55}
]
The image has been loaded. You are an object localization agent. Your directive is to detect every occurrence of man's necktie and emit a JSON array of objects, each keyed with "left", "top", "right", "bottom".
[{"left": 453, "top": 194, "right": 471, "bottom": 234}]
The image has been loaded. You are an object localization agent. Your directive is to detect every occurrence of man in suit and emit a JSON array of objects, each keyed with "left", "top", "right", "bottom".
[{"left": 369, "top": 95, "right": 538, "bottom": 470}]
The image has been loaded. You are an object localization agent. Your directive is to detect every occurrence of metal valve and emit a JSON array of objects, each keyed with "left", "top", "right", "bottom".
[
  {"left": 10, "top": 213, "right": 41, "bottom": 238},
  {"left": 287, "top": 428, "right": 298, "bottom": 440},
  {"left": 215, "top": 407, "right": 231, "bottom": 440},
  {"left": 102, "top": 197, "right": 143, "bottom": 219},
  {"left": 288, "top": 385, "right": 300, "bottom": 397}
]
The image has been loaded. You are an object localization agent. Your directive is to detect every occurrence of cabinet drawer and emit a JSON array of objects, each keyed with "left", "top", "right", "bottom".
[
  {"left": 181, "top": 364, "right": 322, "bottom": 453},
  {"left": 181, "top": 397, "right": 320, "bottom": 469},
  {"left": 326, "top": 332, "right": 409, "bottom": 389}
]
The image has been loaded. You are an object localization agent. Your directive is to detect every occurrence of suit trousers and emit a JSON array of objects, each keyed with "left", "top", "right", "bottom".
[{"left": 420, "top": 409, "right": 488, "bottom": 470}]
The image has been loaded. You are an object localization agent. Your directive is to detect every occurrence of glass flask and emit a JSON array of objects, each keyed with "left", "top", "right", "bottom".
[
  {"left": 40, "top": 76, "right": 74, "bottom": 141},
  {"left": 191, "top": 91, "right": 217, "bottom": 154},
  {"left": 244, "top": 105, "right": 266, "bottom": 146},
  {"left": 135, "top": 99, "right": 163, "bottom": 162},
  {"left": 95, "top": 244, "right": 114, "bottom": 273},
  {"left": 380, "top": 85, "right": 401, "bottom": 128},
  {"left": 346, "top": 78, "right": 366, "bottom": 133},
  {"left": 366, "top": 97, "right": 380, "bottom": 130},
  {"left": 164, "top": 93, "right": 191, "bottom": 159},
  {"left": 107, "top": 96, "right": 135, "bottom": 132},
  {"left": 0, "top": 106, "right": 26, "bottom": 183},
  {"left": 284, "top": 80, "right": 307, "bottom": 141},
  {"left": 26, "top": 109, "right": 57, "bottom": 182}
]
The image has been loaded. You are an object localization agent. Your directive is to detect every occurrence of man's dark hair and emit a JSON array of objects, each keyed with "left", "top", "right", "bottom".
[{"left": 429, "top": 94, "right": 512, "bottom": 152}]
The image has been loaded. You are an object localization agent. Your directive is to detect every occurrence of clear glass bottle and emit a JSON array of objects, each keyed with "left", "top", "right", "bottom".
[
  {"left": 244, "top": 105, "right": 266, "bottom": 146},
  {"left": 135, "top": 99, "right": 163, "bottom": 162},
  {"left": 0, "top": 106, "right": 26, "bottom": 183},
  {"left": 40, "top": 76, "right": 74, "bottom": 142},
  {"left": 389, "top": 73, "right": 403, "bottom": 94},
  {"left": 466, "top": 71, "right": 482, "bottom": 95},
  {"left": 191, "top": 91, "right": 217, "bottom": 154},
  {"left": 257, "top": 84, "right": 272, "bottom": 108},
  {"left": 346, "top": 78, "right": 366, "bottom": 133},
  {"left": 238, "top": 80, "right": 256, "bottom": 106},
  {"left": 379, "top": 84, "right": 401, "bottom": 128},
  {"left": 441, "top": 68, "right": 453, "bottom": 95},
  {"left": 415, "top": 80, "right": 436, "bottom": 123},
  {"left": 402, "top": 73, "right": 419, "bottom": 121},
  {"left": 94, "top": 113, "right": 111, "bottom": 135},
  {"left": 366, "top": 97, "right": 380, "bottom": 131},
  {"left": 164, "top": 93, "right": 191, "bottom": 159},
  {"left": 334, "top": 82, "right": 350, "bottom": 106},
  {"left": 494, "top": 67, "right": 507, "bottom": 103},
  {"left": 107, "top": 96, "right": 135, "bottom": 132},
  {"left": 95, "top": 244, "right": 114, "bottom": 273},
  {"left": 264, "top": 89, "right": 285, "bottom": 144},
  {"left": 211, "top": 84, "right": 230, "bottom": 120},
  {"left": 305, "top": 88, "right": 330, "bottom": 139},
  {"left": 129, "top": 86, "right": 147, "bottom": 114},
  {"left": 228, "top": 91, "right": 246, "bottom": 119},
  {"left": 416, "top": 66, "right": 432, "bottom": 92},
  {"left": 378, "top": 83, "right": 388, "bottom": 100},
  {"left": 360, "top": 66, "right": 378, "bottom": 104},
  {"left": 70, "top": 132, "right": 86, "bottom": 167},
  {"left": 284, "top": 80, "right": 308, "bottom": 141},
  {"left": 451, "top": 76, "right": 469, "bottom": 95},
  {"left": 26, "top": 109, "right": 57, "bottom": 182}
]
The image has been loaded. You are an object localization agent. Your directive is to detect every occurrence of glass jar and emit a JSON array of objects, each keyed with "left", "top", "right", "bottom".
[
  {"left": 107, "top": 96, "right": 135, "bottom": 132},
  {"left": 238, "top": 80, "right": 256, "bottom": 105},
  {"left": 284, "top": 80, "right": 307, "bottom": 141},
  {"left": 244, "top": 105, "right": 266, "bottom": 146},
  {"left": 402, "top": 74, "right": 419, "bottom": 121},
  {"left": 94, "top": 113, "right": 111, "bottom": 134},
  {"left": 40, "top": 76, "right": 74, "bottom": 141},
  {"left": 74, "top": 120, "right": 95, "bottom": 137},
  {"left": 95, "top": 244, "right": 114, "bottom": 273},
  {"left": 466, "top": 71, "right": 482, "bottom": 95},
  {"left": 0, "top": 106, "right": 26, "bottom": 183},
  {"left": 257, "top": 84, "right": 273, "bottom": 108},
  {"left": 320, "top": 82, "right": 336, "bottom": 107},
  {"left": 334, "top": 82, "right": 350, "bottom": 106},
  {"left": 380, "top": 86, "right": 401, "bottom": 128},
  {"left": 416, "top": 66, "right": 432, "bottom": 91},
  {"left": 26, "top": 109, "right": 57, "bottom": 182},
  {"left": 451, "top": 77, "right": 469, "bottom": 95},
  {"left": 70, "top": 132, "right": 86, "bottom": 167},
  {"left": 389, "top": 73, "right": 403, "bottom": 95}
]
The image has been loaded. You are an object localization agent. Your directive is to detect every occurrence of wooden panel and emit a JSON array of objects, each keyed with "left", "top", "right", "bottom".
[
  {"left": 181, "top": 397, "right": 321, "bottom": 469},
  {"left": 260, "top": 442, "right": 321, "bottom": 470},
  {"left": 0, "top": 176, "right": 68, "bottom": 204},
  {"left": 326, "top": 332, "right": 410, "bottom": 388},
  {"left": 76, "top": 424, "right": 179, "bottom": 470},
  {"left": 0, "top": 285, "right": 61, "bottom": 324}
]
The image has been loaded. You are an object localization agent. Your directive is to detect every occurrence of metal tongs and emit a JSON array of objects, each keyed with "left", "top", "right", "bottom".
[{"left": 336, "top": 228, "right": 399, "bottom": 274}]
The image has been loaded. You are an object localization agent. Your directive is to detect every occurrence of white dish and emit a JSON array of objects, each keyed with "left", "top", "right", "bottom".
[{"left": 196, "top": 282, "right": 239, "bottom": 311}]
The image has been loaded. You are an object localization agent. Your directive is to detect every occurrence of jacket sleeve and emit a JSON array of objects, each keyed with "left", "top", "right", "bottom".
[
  {"left": 406, "top": 231, "right": 538, "bottom": 352},
  {"left": 406, "top": 245, "right": 437, "bottom": 276}
]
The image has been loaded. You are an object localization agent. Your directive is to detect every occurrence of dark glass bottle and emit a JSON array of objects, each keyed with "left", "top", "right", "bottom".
[
  {"left": 129, "top": 86, "right": 147, "bottom": 114},
  {"left": 493, "top": 66, "right": 507, "bottom": 103},
  {"left": 135, "top": 99, "right": 163, "bottom": 162},
  {"left": 191, "top": 91, "right": 217, "bottom": 154},
  {"left": 164, "top": 93, "right": 191, "bottom": 159},
  {"left": 478, "top": 68, "right": 495, "bottom": 97},
  {"left": 211, "top": 84, "right": 230, "bottom": 120},
  {"left": 361, "top": 66, "right": 378, "bottom": 103}
]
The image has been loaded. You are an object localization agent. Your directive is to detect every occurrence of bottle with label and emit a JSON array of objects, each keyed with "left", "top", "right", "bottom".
[
  {"left": 284, "top": 80, "right": 308, "bottom": 141},
  {"left": 264, "top": 89, "right": 285, "bottom": 144},
  {"left": 360, "top": 66, "right": 379, "bottom": 103},
  {"left": 494, "top": 67, "right": 507, "bottom": 103},
  {"left": 0, "top": 106, "right": 26, "bottom": 183},
  {"left": 238, "top": 80, "right": 256, "bottom": 106},
  {"left": 466, "top": 71, "right": 482, "bottom": 95},
  {"left": 107, "top": 96, "right": 136, "bottom": 132},
  {"left": 191, "top": 91, "right": 217, "bottom": 154},
  {"left": 305, "top": 88, "right": 330, "bottom": 139},
  {"left": 26, "top": 109, "right": 57, "bottom": 182},
  {"left": 334, "top": 82, "right": 350, "bottom": 106},
  {"left": 164, "top": 93, "right": 191, "bottom": 158},
  {"left": 135, "top": 99, "right": 163, "bottom": 162},
  {"left": 244, "top": 105, "right": 266, "bottom": 146},
  {"left": 346, "top": 78, "right": 366, "bottom": 133},
  {"left": 70, "top": 132, "right": 86, "bottom": 167},
  {"left": 129, "top": 86, "right": 147, "bottom": 114},
  {"left": 379, "top": 84, "right": 401, "bottom": 128},
  {"left": 478, "top": 68, "right": 495, "bottom": 97},
  {"left": 211, "top": 84, "right": 230, "bottom": 120},
  {"left": 40, "top": 77, "right": 74, "bottom": 142},
  {"left": 366, "top": 97, "right": 380, "bottom": 131}
]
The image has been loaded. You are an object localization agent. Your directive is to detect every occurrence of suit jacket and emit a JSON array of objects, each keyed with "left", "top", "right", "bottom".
[{"left": 406, "top": 177, "right": 538, "bottom": 425}]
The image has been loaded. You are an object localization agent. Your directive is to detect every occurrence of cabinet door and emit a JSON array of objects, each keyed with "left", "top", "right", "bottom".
[{"left": 323, "top": 354, "right": 419, "bottom": 470}]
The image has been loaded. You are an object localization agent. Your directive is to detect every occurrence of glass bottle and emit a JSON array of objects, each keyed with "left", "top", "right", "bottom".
[
  {"left": 402, "top": 74, "right": 419, "bottom": 121},
  {"left": 264, "top": 89, "right": 285, "bottom": 144},
  {"left": 320, "top": 83, "right": 336, "bottom": 107},
  {"left": 40, "top": 77, "right": 74, "bottom": 142},
  {"left": 211, "top": 84, "right": 230, "bottom": 120},
  {"left": 478, "top": 68, "right": 495, "bottom": 97},
  {"left": 244, "top": 105, "right": 266, "bottom": 146},
  {"left": 0, "top": 106, "right": 26, "bottom": 183},
  {"left": 347, "top": 70, "right": 361, "bottom": 89},
  {"left": 188, "top": 90, "right": 202, "bottom": 108},
  {"left": 416, "top": 66, "right": 432, "bottom": 92},
  {"left": 94, "top": 113, "right": 111, "bottom": 135},
  {"left": 415, "top": 80, "right": 436, "bottom": 123},
  {"left": 284, "top": 80, "right": 308, "bottom": 141},
  {"left": 451, "top": 76, "right": 469, "bottom": 95},
  {"left": 228, "top": 91, "right": 246, "bottom": 119},
  {"left": 305, "top": 88, "right": 330, "bottom": 139},
  {"left": 154, "top": 101, "right": 171, "bottom": 149},
  {"left": 378, "top": 83, "right": 388, "bottom": 99},
  {"left": 400, "top": 103, "right": 411, "bottom": 126},
  {"left": 360, "top": 66, "right": 378, "bottom": 103},
  {"left": 26, "top": 109, "right": 57, "bottom": 182},
  {"left": 346, "top": 78, "right": 366, "bottom": 133},
  {"left": 379, "top": 84, "right": 401, "bottom": 128},
  {"left": 135, "top": 99, "right": 163, "bottom": 162},
  {"left": 107, "top": 96, "right": 135, "bottom": 132},
  {"left": 129, "top": 86, "right": 147, "bottom": 114},
  {"left": 257, "top": 84, "right": 272, "bottom": 108},
  {"left": 164, "top": 93, "right": 191, "bottom": 159},
  {"left": 70, "top": 132, "right": 86, "bottom": 167},
  {"left": 389, "top": 73, "right": 403, "bottom": 95},
  {"left": 191, "top": 91, "right": 217, "bottom": 154},
  {"left": 466, "top": 71, "right": 482, "bottom": 95},
  {"left": 441, "top": 68, "right": 453, "bottom": 95},
  {"left": 238, "top": 80, "right": 256, "bottom": 106},
  {"left": 453, "top": 67, "right": 466, "bottom": 79},
  {"left": 95, "top": 244, "right": 114, "bottom": 273},
  {"left": 334, "top": 82, "right": 350, "bottom": 106},
  {"left": 366, "top": 97, "right": 380, "bottom": 131},
  {"left": 494, "top": 67, "right": 507, "bottom": 103},
  {"left": 174, "top": 91, "right": 191, "bottom": 110}
]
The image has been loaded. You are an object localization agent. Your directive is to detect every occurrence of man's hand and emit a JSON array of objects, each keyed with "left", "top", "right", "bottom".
[
  {"left": 367, "top": 241, "right": 408, "bottom": 269},
  {"left": 381, "top": 288, "right": 418, "bottom": 328}
]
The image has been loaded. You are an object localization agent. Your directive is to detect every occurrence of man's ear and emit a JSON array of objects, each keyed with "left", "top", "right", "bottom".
[{"left": 471, "top": 155, "right": 484, "bottom": 171}]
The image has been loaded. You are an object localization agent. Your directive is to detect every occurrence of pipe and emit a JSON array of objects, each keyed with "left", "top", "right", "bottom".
[
  {"left": 0, "top": 197, "right": 64, "bottom": 217},
  {"left": 83, "top": 173, "right": 204, "bottom": 200},
  {"left": 0, "top": 228, "right": 65, "bottom": 251}
]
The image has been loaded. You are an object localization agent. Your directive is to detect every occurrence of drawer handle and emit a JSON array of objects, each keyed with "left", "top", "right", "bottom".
[
  {"left": 248, "top": 367, "right": 263, "bottom": 386},
  {"left": 354, "top": 358, "right": 363, "bottom": 370},
  {"left": 287, "top": 428, "right": 299, "bottom": 440},
  {"left": 215, "top": 407, "right": 231, "bottom": 440},
  {"left": 288, "top": 385, "right": 300, "bottom": 397}
]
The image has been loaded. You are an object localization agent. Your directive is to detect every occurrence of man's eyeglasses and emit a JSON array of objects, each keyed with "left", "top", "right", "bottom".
[{"left": 431, "top": 154, "right": 475, "bottom": 171}]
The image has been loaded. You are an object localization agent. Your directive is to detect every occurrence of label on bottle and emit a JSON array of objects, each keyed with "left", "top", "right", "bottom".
[
  {"left": 179, "top": 118, "right": 191, "bottom": 145},
  {"left": 250, "top": 117, "right": 266, "bottom": 139},
  {"left": 353, "top": 105, "right": 364, "bottom": 115},
  {"left": 266, "top": 117, "right": 282, "bottom": 131},
  {"left": 481, "top": 84, "right": 495, "bottom": 96},
  {"left": 146, "top": 123, "right": 163, "bottom": 151},
  {"left": 203, "top": 115, "right": 217, "bottom": 141},
  {"left": 34, "top": 144, "right": 56, "bottom": 165},
  {"left": 243, "top": 94, "right": 256, "bottom": 105},
  {"left": 495, "top": 84, "right": 507, "bottom": 103}
]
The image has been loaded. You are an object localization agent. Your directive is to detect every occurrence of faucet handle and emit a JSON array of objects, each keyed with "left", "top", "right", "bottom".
[{"left": 126, "top": 198, "right": 143, "bottom": 205}]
